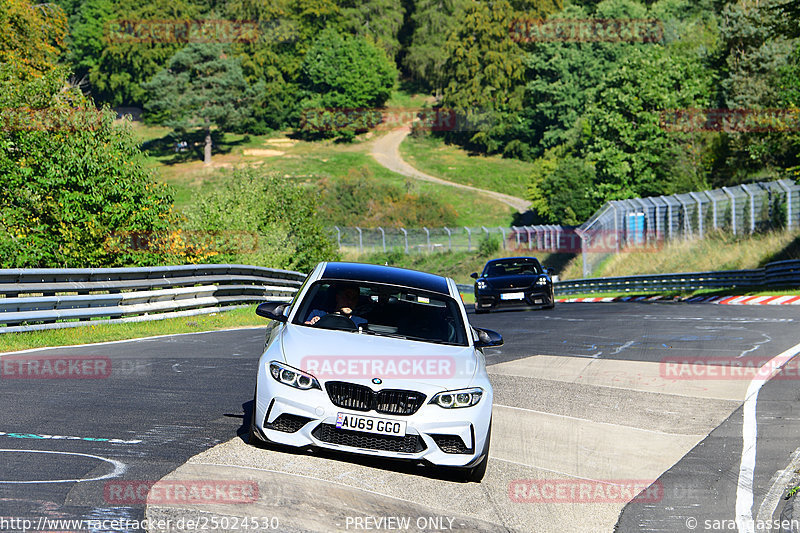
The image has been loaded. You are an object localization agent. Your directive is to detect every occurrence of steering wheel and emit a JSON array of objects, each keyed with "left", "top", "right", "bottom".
[{"left": 314, "top": 312, "right": 358, "bottom": 331}]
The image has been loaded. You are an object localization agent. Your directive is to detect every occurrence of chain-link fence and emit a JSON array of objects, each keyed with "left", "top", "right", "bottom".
[
  {"left": 331, "top": 179, "right": 800, "bottom": 277},
  {"left": 571, "top": 179, "right": 800, "bottom": 276},
  {"left": 329, "top": 226, "right": 517, "bottom": 254}
]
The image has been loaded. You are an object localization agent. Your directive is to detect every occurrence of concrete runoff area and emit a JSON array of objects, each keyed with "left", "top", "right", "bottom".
[{"left": 146, "top": 354, "right": 756, "bottom": 533}]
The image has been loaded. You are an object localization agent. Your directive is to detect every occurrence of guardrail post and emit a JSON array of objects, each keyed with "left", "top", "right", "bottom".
[
  {"left": 498, "top": 227, "right": 506, "bottom": 250},
  {"left": 464, "top": 227, "right": 471, "bottom": 251},
  {"left": 423, "top": 227, "right": 430, "bottom": 252},
  {"left": 378, "top": 227, "right": 386, "bottom": 253},
  {"left": 355, "top": 226, "right": 363, "bottom": 253},
  {"left": 722, "top": 187, "right": 737, "bottom": 235},
  {"left": 400, "top": 227, "right": 409, "bottom": 254},
  {"left": 444, "top": 227, "right": 452, "bottom": 251}
]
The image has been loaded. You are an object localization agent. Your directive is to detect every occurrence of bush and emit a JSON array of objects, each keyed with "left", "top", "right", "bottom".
[{"left": 478, "top": 234, "right": 501, "bottom": 257}]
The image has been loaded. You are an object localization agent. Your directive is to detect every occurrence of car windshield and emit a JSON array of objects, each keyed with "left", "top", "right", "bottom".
[
  {"left": 292, "top": 281, "right": 468, "bottom": 346},
  {"left": 484, "top": 259, "right": 543, "bottom": 277}
]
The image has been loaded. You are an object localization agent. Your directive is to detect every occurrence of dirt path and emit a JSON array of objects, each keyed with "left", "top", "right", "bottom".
[{"left": 370, "top": 126, "right": 531, "bottom": 213}]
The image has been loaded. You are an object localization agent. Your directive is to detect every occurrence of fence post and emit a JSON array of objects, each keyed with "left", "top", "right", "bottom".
[
  {"left": 526, "top": 226, "right": 533, "bottom": 250},
  {"left": 334, "top": 226, "right": 341, "bottom": 249},
  {"left": 378, "top": 227, "right": 386, "bottom": 253},
  {"left": 778, "top": 180, "right": 793, "bottom": 228},
  {"left": 498, "top": 226, "right": 506, "bottom": 250},
  {"left": 401, "top": 227, "right": 408, "bottom": 254},
  {"left": 611, "top": 203, "right": 620, "bottom": 253},
  {"left": 355, "top": 226, "right": 363, "bottom": 253},
  {"left": 423, "top": 227, "right": 430, "bottom": 252},
  {"left": 705, "top": 191, "right": 718, "bottom": 230},
  {"left": 741, "top": 184, "right": 756, "bottom": 233},
  {"left": 722, "top": 187, "right": 737, "bottom": 235},
  {"left": 464, "top": 227, "right": 471, "bottom": 251},
  {"left": 444, "top": 227, "right": 452, "bottom": 251},
  {"left": 689, "top": 192, "right": 703, "bottom": 239},
  {"left": 675, "top": 196, "right": 691, "bottom": 238}
]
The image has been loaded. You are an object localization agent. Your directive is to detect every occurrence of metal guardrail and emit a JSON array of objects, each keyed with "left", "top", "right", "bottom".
[
  {"left": 553, "top": 259, "right": 800, "bottom": 295},
  {"left": 0, "top": 265, "right": 304, "bottom": 333},
  {"left": 2, "top": 260, "right": 798, "bottom": 333}
]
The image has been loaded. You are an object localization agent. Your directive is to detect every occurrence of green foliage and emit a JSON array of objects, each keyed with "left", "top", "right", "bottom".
[
  {"left": 0, "top": 68, "right": 177, "bottom": 267},
  {"left": 477, "top": 234, "right": 501, "bottom": 257},
  {"left": 0, "top": 0, "right": 68, "bottom": 78},
  {"left": 142, "top": 43, "right": 255, "bottom": 163},
  {"left": 298, "top": 28, "right": 397, "bottom": 139},
  {"left": 182, "top": 169, "right": 339, "bottom": 272},
  {"left": 316, "top": 169, "right": 458, "bottom": 227},
  {"left": 403, "top": 0, "right": 469, "bottom": 92}
]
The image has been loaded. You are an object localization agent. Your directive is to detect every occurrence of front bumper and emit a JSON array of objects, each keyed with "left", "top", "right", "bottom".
[
  {"left": 474, "top": 286, "right": 554, "bottom": 311},
  {"left": 252, "top": 372, "right": 492, "bottom": 468}
]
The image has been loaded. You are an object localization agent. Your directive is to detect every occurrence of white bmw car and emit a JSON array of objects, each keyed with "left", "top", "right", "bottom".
[{"left": 249, "top": 261, "right": 502, "bottom": 482}]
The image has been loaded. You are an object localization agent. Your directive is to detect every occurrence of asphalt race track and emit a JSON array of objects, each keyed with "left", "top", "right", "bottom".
[{"left": 1, "top": 302, "right": 800, "bottom": 533}]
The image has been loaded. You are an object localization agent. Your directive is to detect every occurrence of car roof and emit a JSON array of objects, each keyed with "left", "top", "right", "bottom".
[
  {"left": 486, "top": 256, "right": 542, "bottom": 264},
  {"left": 320, "top": 262, "right": 451, "bottom": 295}
]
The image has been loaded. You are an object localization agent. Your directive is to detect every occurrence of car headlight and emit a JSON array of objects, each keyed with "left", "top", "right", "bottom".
[
  {"left": 477, "top": 281, "right": 487, "bottom": 289},
  {"left": 429, "top": 387, "right": 483, "bottom": 408},
  {"left": 269, "top": 361, "right": 320, "bottom": 390},
  {"left": 536, "top": 277, "right": 549, "bottom": 286}
]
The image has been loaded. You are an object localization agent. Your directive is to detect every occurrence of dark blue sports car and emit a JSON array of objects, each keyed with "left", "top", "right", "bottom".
[{"left": 470, "top": 257, "right": 555, "bottom": 314}]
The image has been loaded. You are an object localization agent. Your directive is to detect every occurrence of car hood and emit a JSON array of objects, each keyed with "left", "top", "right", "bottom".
[
  {"left": 278, "top": 324, "right": 480, "bottom": 392},
  {"left": 483, "top": 274, "right": 541, "bottom": 290}
]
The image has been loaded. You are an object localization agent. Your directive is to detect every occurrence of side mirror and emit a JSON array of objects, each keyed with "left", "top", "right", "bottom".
[
  {"left": 474, "top": 327, "right": 503, "bottom": 348},
  {"left": 256, "top": 302, "right": 288, "bottom": 322},
  {"left": 470, "top": 272, "right": 479, "bottom": 279},
  {"left": 546, "top": 268, "right": 555, "bottom": 276}
]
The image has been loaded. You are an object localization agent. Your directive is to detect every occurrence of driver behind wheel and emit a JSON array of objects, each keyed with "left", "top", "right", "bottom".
[{"left": 304, "top": 284, "right": 367, "bottom": 326}]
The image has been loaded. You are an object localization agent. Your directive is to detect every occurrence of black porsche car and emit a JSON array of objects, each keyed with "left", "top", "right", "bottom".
[{"left": 470, "top": 257, "right": 555, "bottom": 313}]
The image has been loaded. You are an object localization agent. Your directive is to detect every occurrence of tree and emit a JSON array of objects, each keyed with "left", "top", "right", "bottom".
[
  {"left": 339, "top": 0, "right": 406, "bottom": 61},
  {"left": 77, "top": 0, "right": 205, "bottom": 106},
  {"left": 402, "top": 0, "right": 469, "bottom": 93},
  {"left": 143, "top": 43, "right": 255, "bottom": 164},
  {"left": 0, "top": 0, "right": 68, "bottom": 79},
  {"left": 0, "top": 66, "right": 177, "bottom": 267},
  {"left": 183, "top": 169, "right": 339, "bottom": 272},
  {"left": 297, "top": 28, "right": 396, "bottom": 139}
]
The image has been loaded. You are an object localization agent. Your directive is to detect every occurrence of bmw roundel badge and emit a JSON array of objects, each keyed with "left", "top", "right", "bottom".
[{"left": 372, "top": 378, "right": 382, "bottom": 385}]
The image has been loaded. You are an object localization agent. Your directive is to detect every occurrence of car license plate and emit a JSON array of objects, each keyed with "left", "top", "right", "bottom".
[
  {"left": 335, "top": 413, "right": 406, "bottom": 436},
  {"left": 501, "top": 292, "right": 525, "bottom": 300}
]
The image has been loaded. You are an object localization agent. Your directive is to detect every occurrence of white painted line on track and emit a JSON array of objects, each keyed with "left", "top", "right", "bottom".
[
  {"left": 0, "top": 449, "right": 126, "bottom": 484},
  {"left": 0, "top": 326, "right": 267, "bottom": 355},
  {"left": 736, "top": 340, "right": 800, "bottom": 533},
  {"left": 494, "top": 404, "right": 705, "bottom": 438}
]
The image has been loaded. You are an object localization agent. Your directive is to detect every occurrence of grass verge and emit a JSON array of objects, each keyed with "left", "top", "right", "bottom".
[
  {"left": 399, "top": 134, "right": 534, "bottom": 199},
  {"left": 0, "top": 306, "right": 268, "bottom": 353}
]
